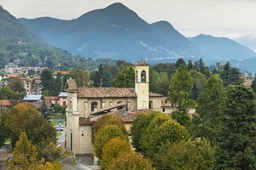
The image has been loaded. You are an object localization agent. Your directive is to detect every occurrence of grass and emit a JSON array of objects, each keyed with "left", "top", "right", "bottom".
[
  {"left": 56, "top": 132, "right": 62, "bottom": 137},
  {"left": 50, "top": 118, "right": 65, "bottom": 126},
  {"left": 5, "top": 138, "right": 11, "bottom": 144}
]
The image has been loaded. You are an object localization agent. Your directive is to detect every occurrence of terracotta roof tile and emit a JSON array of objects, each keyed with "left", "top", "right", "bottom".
[
  {"left": 65, "top": 79, "right": 77, "bottom": 91},
  {"left": 44, "top": 96, "right": 58, "bottom": 100},
  {"left": 161, "top": 97, "right": 172, "bottom": 107},
  {"left": 134, "top": 60, "right": 150, "bottom": 66},
  {"left": 77, "top": 87, "right": 136, "bottom": 98},
  {"left": 79, "top": 117, "right": 93, "bottom": 125},
  {"left": 0, "top": 100, "right": 11, "bottom": 106}
]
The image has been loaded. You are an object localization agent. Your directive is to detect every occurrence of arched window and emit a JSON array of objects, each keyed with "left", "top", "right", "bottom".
[
  {"left": 91, "top": 102, "right": 97, "bottom": 111},
  {"left": 141, "top": 70, "right": 146, "bottom": 83}
]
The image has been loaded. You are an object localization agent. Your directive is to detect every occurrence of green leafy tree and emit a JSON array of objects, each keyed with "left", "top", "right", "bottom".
[
  {"left": 94, "top": 125, "right": 129, "bottom": 160},
  {"left": 131, "top": 111, "right": 162, "bottom": 153},
  {"left": 40, "top": 68, "right": 55, "bottom": 95},
  {"left": 171, "top": 110, "right": 191, "bottom": 128},
  {"left": 194, "top": 58, "right": 210, "bottom": 77},
  {"left": 0, "top": 119, "right": 8, "bottom": 147},
  {"left": 101, "top": 137, "right": 132, "bottom": 170},
  {"left": 176, "top": 58, "right": 186, "bottom": 67},
  {"left": 189, "top": 74, "right": 225, "bottom": 146},
  {"left": 189, "top": 69, "right": 207, "bottom": 100},
  {"left": 155, "top": 139, "right": 214, "bottom": 170},
  {"left": 167, "top": 64, "right": 196, "bottom": 112},
  {"left": 187, "top": 60, "right": 194, "bottom": 71},
  {"left": 250, "top": 78, "right": 256, "bottom": 93},
  {"left": 141, "top": 114, "right": 190, "bottom": 161},
  {"left": 220, "top": 62, "right": 242, "bottom": 87},
  {"left": 0, "top": 85, "right": 14, "bottom": 99},
  {"left": 70, "top": 68, "right": 90, "bottom": 87},
  {"left": 111, "top": 63, "right": 135, "bottom": 88},
  {"left": 54, "top": 72, "right": 62, "bottom": 95},
  {"left": 149, "top": 71, "right": 171, "bottom": 95},
  {"left": 214, "top": 85, "right": 256, "bottom": 169},
  {"left": 109, "top": 152, "right": 154, "bottom": 170}
]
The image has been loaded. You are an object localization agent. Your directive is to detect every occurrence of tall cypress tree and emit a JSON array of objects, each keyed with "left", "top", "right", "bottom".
[
  {"left": 189, "top": 74, "right": 225, "bottom": 146},
  {"left": 214, "top": 85, "right": 256, "bottom": 169}
]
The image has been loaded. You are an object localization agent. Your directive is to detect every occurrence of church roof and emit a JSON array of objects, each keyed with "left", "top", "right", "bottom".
[
  {"left": 134, "top": 60, "right": 150, "bottom": 66},
  {"left": 77, "top": 87, "right": 163, "bottom": 98},
  {"left": 78, "top": 87, "right": 135, "bottom": 98}
]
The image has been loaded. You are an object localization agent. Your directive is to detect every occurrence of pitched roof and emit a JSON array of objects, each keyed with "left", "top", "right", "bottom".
[
  {"left": 44, "top": 96, "right": 58, "bottom": 100},
  {"left": 58, "top": 92, "right": 67, "bottom": 97},
  {"left": 77, "top": 87, "right": 136, "bottom": 98},
  {"left": 0, "top": 100, "right": 11, "bottom": 106},
  {"left": 26, "top": 100, "right": 53, "bottom": 110},
  {"left": 64, "top": 79, "right": 77, "bottom": 92},
  {"left": 77, "top": 87, "right": 163, "bottom": 98},
  {"left": 53, "top": 71, "right": 70, "bottom": 76},
  {"left": 134, "top": 60, "right": 150, "bottom": 66},
  {"left": 23, "top": 94, "right": 42, "bottom": 101}
]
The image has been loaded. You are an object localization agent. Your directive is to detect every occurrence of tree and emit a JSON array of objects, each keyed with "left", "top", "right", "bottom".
[
  {"left": 149, "top": 71, "right": 171, "bottom": 95},
  {"left": 2, "top": 103, "right": 56, "bottom": 158},
  {"left": 101, "top": 137, "right": 132, "bottom": 170},
  {"left": 111, "top": 63, "right": 135, "bottom": 88},
  {"left": 0, "top": 119, "right": 8, "bottom": 147},
  {"left": 94, "top": 125, "right": 129, "bottom": 160},
  {"left": 176, "top": 58, "right": 186, "bottom": 67},
  {"left": 11, "top": 132, "right": 37, "bottom": 170},
  {"left": 187, "top": 60, "right": 194, "bottom": 71},
  {"left": 7, "top": 77, "right": 25, "bottom": 93},
  {"left": 250, "top": 78, "right": 256, "bottom": 93},
  {"left": 54, "top": 72, "right": 62, "bottom": 96},
  {"left": 220, "top": 62, "right": 242, "bottom": 87},
  {"left": 92, "top": 115, "right": 128, "bottom": 143},
  {"left": 171, "top": 110, "right": 191, "bottom": 128},
  {"left": 166, "top": 64, "right": 196, "bottom": 112},
  {"left": 214, "top": 85, "right": 256, "bottom": 169},
  {"left": 141, "top": 114, "right": 190, "bottom": 161},
  {"left": 0, "top": 85, "right": 14, "bottom": 99},
  {"left": 70, "top": 68, "right": 90, "bottom": 87},
  {"left": 189, "top": 74, "right": 225, "bottom": 146},
  {"left": 40, "top": 68, "right": 55, "bottom": 95},
  {"left": 155, "top": 139, "right": 214, "bottom": 170},
  {"left": 189, "top": 69, "right": 207, "bottom": 100},
  {"left": 131, "top": 111, "right": 162, "bottom": 153},
  {"left": 108, "top": 152, "right": 154, "bottom": 170},
  {"left": 24, "top": 113, "right": 56, "bottom": 159}
]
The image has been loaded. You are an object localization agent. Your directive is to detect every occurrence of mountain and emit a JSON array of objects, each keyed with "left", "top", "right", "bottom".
[
  {"left": 0, "top": 5, "right": 47, "bottom": 46},
  {"left": 189, "top": 34, "right": 256, "bottom": 61},
  {"left": 0, "top": 5, "right": 114, "bottom": 70},
  {"left": 233, "top": 35, "right": 256, "bottom": 52},
  {"left": 18, "top": 3, "right": 204, "bottom": 62}
]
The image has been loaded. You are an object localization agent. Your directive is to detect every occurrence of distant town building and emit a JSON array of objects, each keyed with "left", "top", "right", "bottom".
[{"left": 5, "top": 63, "right": 18, "bottom": 74}]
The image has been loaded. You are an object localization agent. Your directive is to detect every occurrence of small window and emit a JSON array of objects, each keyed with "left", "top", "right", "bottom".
[{"left": 162, "top": 108, "right": 165, "bottom": 112}]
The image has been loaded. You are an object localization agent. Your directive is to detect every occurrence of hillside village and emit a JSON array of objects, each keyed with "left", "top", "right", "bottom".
[{"left": 1, "top": 2, "right": 256, "bottom": 169}]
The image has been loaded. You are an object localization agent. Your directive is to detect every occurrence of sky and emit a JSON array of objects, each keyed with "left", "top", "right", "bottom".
[{"left": 1, "top": 0, "right": 255, "bottom": 38}]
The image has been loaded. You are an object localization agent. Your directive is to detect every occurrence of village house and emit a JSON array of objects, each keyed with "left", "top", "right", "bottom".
[{"left": 64, "top": 60, "right": 166, "bottom": 157}]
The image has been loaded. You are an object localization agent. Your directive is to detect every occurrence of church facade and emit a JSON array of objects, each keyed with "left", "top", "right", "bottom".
[{"left": 64, "top": 60, "right": 164, "bottom": 155}]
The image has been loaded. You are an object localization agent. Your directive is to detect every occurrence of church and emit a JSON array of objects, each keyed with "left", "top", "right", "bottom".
[{"left": 64, "top": 60, "right": 166, "bottom": 155}]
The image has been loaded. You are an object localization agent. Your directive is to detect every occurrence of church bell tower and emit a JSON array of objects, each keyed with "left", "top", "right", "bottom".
[{"left": 134, "top": 60, "right": 149, "bottom": 109}]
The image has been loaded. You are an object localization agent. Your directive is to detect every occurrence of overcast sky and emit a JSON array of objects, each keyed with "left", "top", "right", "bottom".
[{"left": 1, "top": 0, "right": 255, "bottom": 38}]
